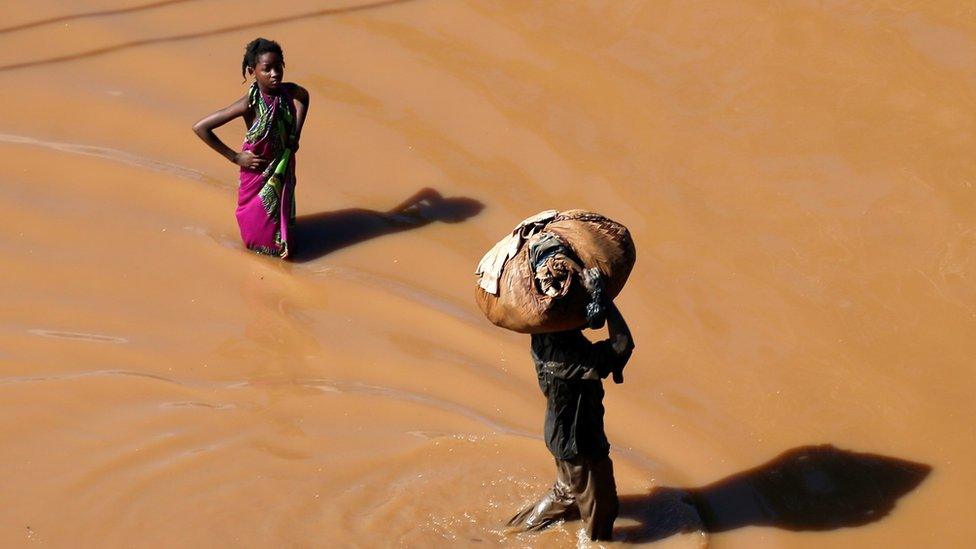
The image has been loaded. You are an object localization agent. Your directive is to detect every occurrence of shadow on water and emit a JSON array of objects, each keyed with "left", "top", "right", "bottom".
[
  {"left": 616, "top": 444, "right": 931, "bottom": 544},
  {"left": 0, "top": 0, "right": 197, "bottom": 34},
  {"left": 290, "top": 187, "right": 483, "bottom": 262},
  {"left": 0, "top": 0, "right": 418, "bottom": 71}
]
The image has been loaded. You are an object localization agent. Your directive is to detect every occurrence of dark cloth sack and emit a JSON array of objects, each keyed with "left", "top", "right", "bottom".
[{"left": 475, "top": 210, "right": 636, "bottom": 333}]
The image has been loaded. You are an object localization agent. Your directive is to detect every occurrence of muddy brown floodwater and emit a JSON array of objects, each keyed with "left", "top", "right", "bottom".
[{"left": 1, "top": 1, "right": 973, "bottom": 547}]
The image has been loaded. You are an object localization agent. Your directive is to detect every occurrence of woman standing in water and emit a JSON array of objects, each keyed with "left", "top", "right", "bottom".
[{"left": 193, "top": 38, "right": 310, "bottom": 258}]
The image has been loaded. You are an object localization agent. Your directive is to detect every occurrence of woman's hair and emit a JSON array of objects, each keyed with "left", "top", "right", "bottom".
[{"left": 242, "top": 38, "right": 284, "bottom": 80}]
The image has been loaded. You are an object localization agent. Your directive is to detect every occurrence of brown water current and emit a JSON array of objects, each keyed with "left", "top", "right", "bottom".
[{"left": 1, "top": 1, "right": 974, "bottom": 547}]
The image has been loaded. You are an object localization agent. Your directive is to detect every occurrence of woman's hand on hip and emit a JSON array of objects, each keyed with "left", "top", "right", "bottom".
[{"left": 234, "top": 151, "right": 268, "bottom": 170}]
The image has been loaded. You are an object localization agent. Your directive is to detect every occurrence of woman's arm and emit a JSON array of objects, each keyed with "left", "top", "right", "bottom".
[
  {"left": 192, "top": 95, "right": 267, "bottom": 170},
  {"left": 289, "top": 84, "right": 310, "bottom": 151}
]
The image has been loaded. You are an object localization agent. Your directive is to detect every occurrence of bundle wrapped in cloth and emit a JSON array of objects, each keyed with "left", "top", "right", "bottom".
[{"left": 475, "top": 209, "right": 636, "bottom": 333}]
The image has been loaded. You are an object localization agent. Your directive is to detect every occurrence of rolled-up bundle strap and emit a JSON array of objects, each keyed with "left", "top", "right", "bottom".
[
  {"left": 529, "top": 234, "right": 607, "bottom": 329},
  {"left": 583, "top": 268, "right": 607, "bottom": 329},
  {"left": 528, "top": 233, "right": 579, "bottom": 298}
]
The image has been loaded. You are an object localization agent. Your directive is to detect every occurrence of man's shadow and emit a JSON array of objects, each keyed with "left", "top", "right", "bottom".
[
  {"left": 616, "top": 444, "right": 931, "bottom": 543},
  {"left": 290, "top": 188, "right": 484, "bottom": 262}
]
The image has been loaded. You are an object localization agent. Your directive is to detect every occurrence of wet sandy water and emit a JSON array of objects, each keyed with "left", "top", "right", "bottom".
[{"left": 1, "top": 1, "right": 974, "bottom": 547}]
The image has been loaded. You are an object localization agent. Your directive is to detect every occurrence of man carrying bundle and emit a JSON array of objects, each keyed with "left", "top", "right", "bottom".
[
  {"left": 506, "top": 297, "right": 634, "bottom": 541},
  {"left": 475, "top": 209, "right": 637, "bottom": 541}
]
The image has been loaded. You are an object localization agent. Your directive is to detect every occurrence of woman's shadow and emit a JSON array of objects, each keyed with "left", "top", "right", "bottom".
[
  {"left": 290, "top": 188, "right": 484, "bottom": 262},
  {"left": 615, "top": 444, "right": 931, "bottom": 543}
]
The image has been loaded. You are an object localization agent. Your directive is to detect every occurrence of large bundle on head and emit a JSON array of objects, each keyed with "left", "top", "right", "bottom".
[{"left": 475, "top": 210, "right": 636, "bottom": 333}]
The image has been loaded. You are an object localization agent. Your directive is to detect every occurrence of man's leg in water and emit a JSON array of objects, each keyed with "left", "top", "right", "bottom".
[
  {"left": 507, "top": 459, "right": 579, "bottom": 532},
  {"left": 570, "top": 455, "right": 619, "bottom": 541}
]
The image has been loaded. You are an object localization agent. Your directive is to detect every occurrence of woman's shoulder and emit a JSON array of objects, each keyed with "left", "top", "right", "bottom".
[
  {"left": 227, "top": 92, "right": 254, "bottom": 114},
  {"left": 283, "top": 82, "right": 309, "bottom": 100}
]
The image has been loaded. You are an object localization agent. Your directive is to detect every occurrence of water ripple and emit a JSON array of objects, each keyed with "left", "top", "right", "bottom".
[
  {"left": 28, "top": 329, "right": 128, "bottom": 344},
  {"left": 0, "top": 132, "right": 226, "bottom": 187}
]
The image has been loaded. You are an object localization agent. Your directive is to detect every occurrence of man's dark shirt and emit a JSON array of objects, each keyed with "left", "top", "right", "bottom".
[{"left": 531, "top": 330, "right": 632, "bottom": 460}]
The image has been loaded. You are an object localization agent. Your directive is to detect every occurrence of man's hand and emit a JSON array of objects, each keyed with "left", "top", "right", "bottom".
[
  {"left": 612, "top": 334, "right": 631, "bottom": 355},
  {"left": 605, "top": 302, "right": 634, "bottom": 384}
]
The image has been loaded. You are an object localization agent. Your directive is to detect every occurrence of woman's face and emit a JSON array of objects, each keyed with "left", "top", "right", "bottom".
[{"left": 250, "top": 52, "right": 284, "bottom": 92}]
